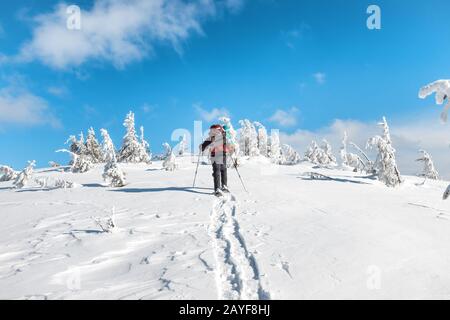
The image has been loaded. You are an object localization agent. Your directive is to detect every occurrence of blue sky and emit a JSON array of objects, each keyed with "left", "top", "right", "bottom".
[{"left": 1, "top": 0, "right": 450, "bottom": 170}]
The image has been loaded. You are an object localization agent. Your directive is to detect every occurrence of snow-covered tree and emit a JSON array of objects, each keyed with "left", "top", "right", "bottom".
[
  {"left": 304, "top": 140, "right": 337, "bottom": 166},
  {"left": 238, "top": 119, "right": 259, "bottom": 157},
  {"left": 220, "top": 117, "right": 240, "bottom": 157},
  {"left": 139, "top": 126, "right": 152, "bottom": 163},
  {"left": 416, "top": 150, "right": 439, "bottom": 180},
  {"left": 72, "top": 153, "right": 92, "bottom": 173},
  {"left": 101, "top": 129, "right": 126, "bottom": 187},
  {"left": 66, "top": 133, "right": 86, "bottom": 157},
  {"left": 268, "top": 130, "right": 281, "bottom": 163},
  {"left": 13, "top": 160, "right": 36, "bottom": 189},
  {"left": 304, "top": 140, "right": 319, "bottom": 164},
  {"left": 318, "top": 139, "right": 337, "bottom": 166},
  {"left": 254, "top": 122, "right": 268, "bottom": 157},
  {"left": 280, "top": 144, "right": 301, "bottom": 165},
  {"left": 340, "top": 132, "right": 364, "bottom": 172},
  {"left": 56, "top": 149, "right": 92, "bottom": 173},
  {"left": 85, "top": 127, "right": 103, "bottom": 163},
  {"left": 177, "top": 134, "right": 188, "bottom": 156},
  {"left": 0, "top": 165, "right": 18, "bottom": 182},
  {"left": 118, "top": 111, "right": 150, "bottom": 163},
  {"left": 367, "top": 117, "right": 402, "bottom": 187},
  {"left": 162, "top": 143, "right": 177, "bottom": 171},
  {"left": 419, "top": 79, "right": 450, "bottom": 122},
  {"left": 349, "top": 141, "right": 376, "bottom": 174}
]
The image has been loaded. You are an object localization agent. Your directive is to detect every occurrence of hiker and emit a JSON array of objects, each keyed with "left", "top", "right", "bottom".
[{"left": 200, "top": 124, "right": 234, "bottom": 196}]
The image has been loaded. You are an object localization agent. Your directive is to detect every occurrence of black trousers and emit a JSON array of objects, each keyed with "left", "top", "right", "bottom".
[{"left": 212, "top": 162, "right": 227, "bottom": 191}]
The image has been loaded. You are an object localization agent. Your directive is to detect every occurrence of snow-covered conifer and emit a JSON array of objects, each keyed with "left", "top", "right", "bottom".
[
  {"left": 118, "top": 111, "right": 149, "bottom": 163},
  {"left": 416, "top": 150, "right": 439, "bottom": 180},
  {"left": 304, "top": 140, "right": 320, "bottom": 164},
  {"left": 238, "top": 119, "right": 259, "bottom": 157},
  {"left": 139, "top": 126, "right": 152, "bottom": 163},
  {"left": 419, "top": 80, "right": 450, "bottom": 122},
  {"left": 220, "top": 117, "right": 240, "bottom": 156},
  {"left": 13, "top": 160, "right": 36, "bottom": 189},
  {"left": 0, "top": 165, "right": 18, "bottom": 182},
  {"left": 66, "top": 133, "right": 86, "bottom": 156},
  {"left": 254, "top": 122, "right": 268, "bottom": 157},
  {"left": 367, "top": 117, "right": 402, "bottom": 187},
  {"left": 319, "top": 139, "right": 337, "bottom": 166},
  {"left": 56, "top": 149, "right": 92, "bottom": 173},
  {"left": 162, "top": 143, "right": 177, "bottom": 171},
  {"left": 280, "top": 144, "right": 301, "bottom": 165},
  {"left": 85, "top": 127, "right": 103, "bottom": 163},
  {"left": 101, "top": 129, "right": 126, "bottom": 187},
  {"left": 268, "top": 130, "right": 281, "bottom": 163}
]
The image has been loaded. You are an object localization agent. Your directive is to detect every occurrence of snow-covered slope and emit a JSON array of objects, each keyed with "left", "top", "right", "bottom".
[{"left": 1, "top": 157, "right": 450, "bottom": 300}]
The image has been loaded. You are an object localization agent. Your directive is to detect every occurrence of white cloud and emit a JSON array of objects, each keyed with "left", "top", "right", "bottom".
[
  {"left": 313, "top": 72, "right": 326, "bottom": 84},
  {"left": 47, "top": 85, "right": 68, "bottom": 97},
  {"left": 16, "top": 0, "right": 243, "bottom": 70},
  {"left": 281, "top": 23, "right": 310, "bottom": 49},
  {"left": 224, "top": 0, "right": 245, "bottom": 13},
  {"left": 0, "top": 85, "right": 60, "bottom": 127},
  {"left": 279, "top": 115, "right": 450, "bottom": 178},
  {"left": 269, "top": 107, "right": 299, "bottom": 127},
  {"left": 194, "top": 104, "right": 229, "bottom": 122}
]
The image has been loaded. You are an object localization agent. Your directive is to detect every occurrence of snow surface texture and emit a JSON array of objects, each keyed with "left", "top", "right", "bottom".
[{"left": 2, "top": 157, "right": 450, "bottom": 299}]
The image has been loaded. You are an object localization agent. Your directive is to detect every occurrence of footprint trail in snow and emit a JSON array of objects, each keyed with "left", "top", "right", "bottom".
[{"left": 209, "top": 193, "right": 270, "bottom": 300}]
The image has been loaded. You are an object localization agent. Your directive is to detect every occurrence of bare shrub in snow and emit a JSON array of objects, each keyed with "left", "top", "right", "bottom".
[
  {"left": 34, "top": 177, "right": 48, "bottom": 188},
  {"left": 0, "top": 165, "right": 18, "bottom": 182},
  {"left": 54, "top": 179, "right": 77, "bottom": 189},
  {"left": 416, "top": 150, "right": 439, "bottom": 180},
  {"left": 85, "top": 127, "right": 103, "bottom": 163},
  {"left": 419, "top": 79, "right": 450, "bottom": 122},
  {"left": 13, "top": 160, "right": 36, "bottom": 189},
  {"left": 118, "top": 111, "right": 151, "bottom": 163},
  {"left": 367, "top": 117, "right": 402, "bottom": 187},
  {"left": 48, "top": 161, "right": 61, "bottom": 168},
  {"left": 93, "top": 208, "right": 116, "bottom": 233},
  {"left": 101, "top": 129, "right": 126, "bottom": 187},
  {"left": 280, "top": 144, "right": 301, "bottom": 165}
]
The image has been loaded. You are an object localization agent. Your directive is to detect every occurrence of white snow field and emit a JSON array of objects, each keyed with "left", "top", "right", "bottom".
[{"left": 1, "top": 156, "right": 450, "bottom": 300}]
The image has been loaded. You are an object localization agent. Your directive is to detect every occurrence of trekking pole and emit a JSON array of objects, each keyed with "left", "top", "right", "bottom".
[
  {"left": 232, "top": 158, "right": 248, "bottom": 193},
  {"left": 192, "top": 152, "right": 202, "bottom": 188}
]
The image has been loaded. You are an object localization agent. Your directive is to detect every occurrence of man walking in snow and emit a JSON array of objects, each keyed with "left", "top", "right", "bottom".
[{"left": 200, "top": 124, "right": 234, "bottom": 196}]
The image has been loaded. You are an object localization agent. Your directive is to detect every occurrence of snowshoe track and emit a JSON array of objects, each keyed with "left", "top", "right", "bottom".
[{"left": 209, "top": 193, "right": 270, "bottom": 300}]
